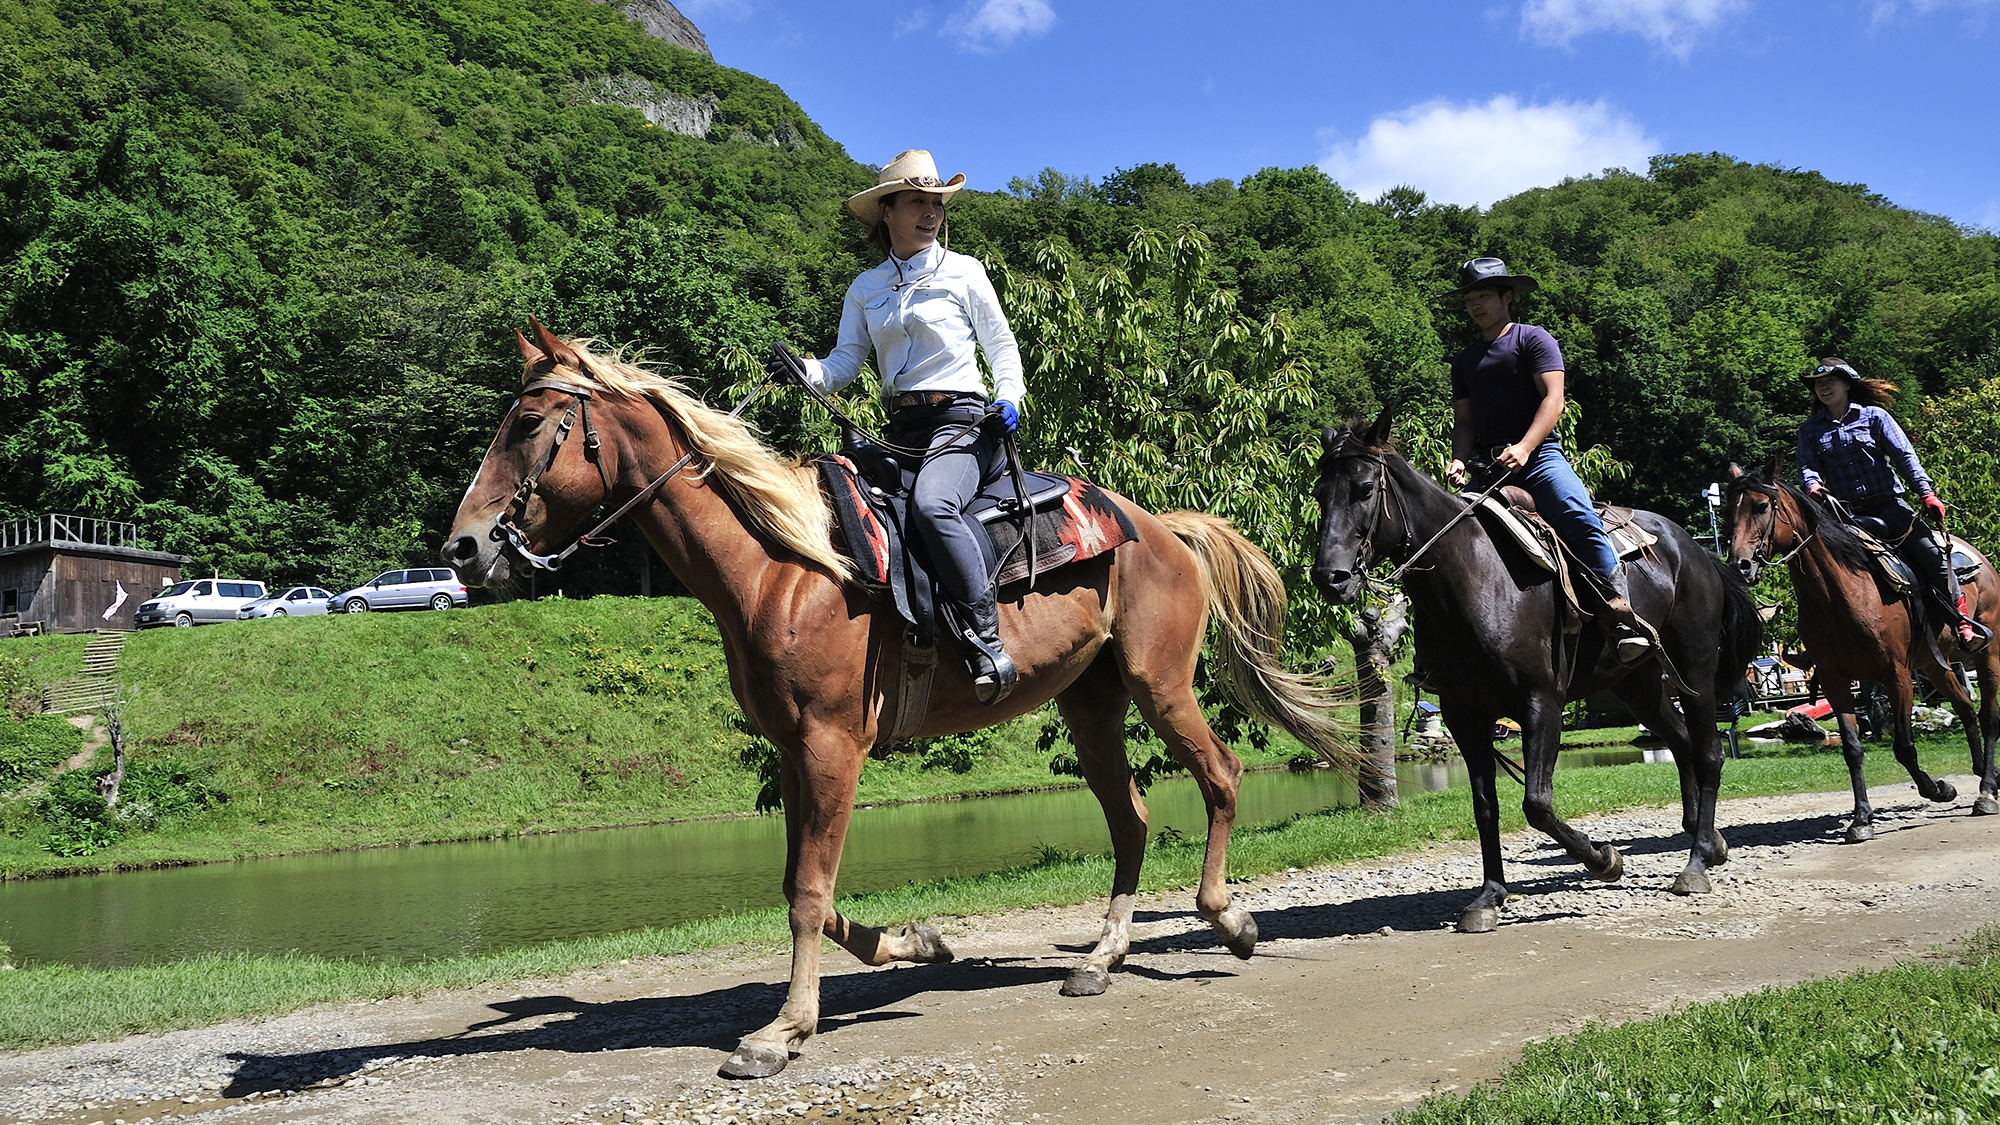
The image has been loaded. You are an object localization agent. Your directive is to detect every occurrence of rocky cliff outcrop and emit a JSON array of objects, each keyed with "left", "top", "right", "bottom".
[
  {"left": 578, "top": 74, "right": 718, "bottom": 137},
  {"left": 602, "top": 0, "right": 711, "bottom": 59}
]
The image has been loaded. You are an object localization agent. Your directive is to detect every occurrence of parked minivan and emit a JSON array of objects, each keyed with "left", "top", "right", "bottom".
[
  {"left": 136, "top": 579, "right": 269, "bottom": 628},
  {"left": 330, "top": 569, "right": 468, "bottom": 613}
]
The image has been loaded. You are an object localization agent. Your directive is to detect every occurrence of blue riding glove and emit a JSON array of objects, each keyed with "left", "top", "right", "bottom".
[{"left": 993, "top": 399, "right": 1019, "bottom": 432}]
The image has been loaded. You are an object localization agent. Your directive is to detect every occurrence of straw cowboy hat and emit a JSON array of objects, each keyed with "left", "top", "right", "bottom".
[{"left": 845, "top": 150, "right": 966, "bottom": 223}]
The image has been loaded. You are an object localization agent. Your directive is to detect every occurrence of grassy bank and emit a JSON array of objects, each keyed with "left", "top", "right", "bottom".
[
  {"left": 3, "top": 597, "right": 1334, "bottom": 877},
  {"left": 1391, "top": 925, "right": 2000, "bottom": 1124},
  {"left": 0, "top": 737, "right": 1981, "bottom": 1050}
]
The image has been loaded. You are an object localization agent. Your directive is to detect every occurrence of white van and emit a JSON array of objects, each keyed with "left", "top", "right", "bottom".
[{"left": 135, "top": 579, "right": 269, "bottom": 628}]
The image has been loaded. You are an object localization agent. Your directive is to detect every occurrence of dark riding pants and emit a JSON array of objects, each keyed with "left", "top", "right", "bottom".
[
  {"left": 886, "top": 400, "right": 1001, "bottom": 606},
  {"left": 1852, "top": 496, "right": 1963, "bottom": 612}
]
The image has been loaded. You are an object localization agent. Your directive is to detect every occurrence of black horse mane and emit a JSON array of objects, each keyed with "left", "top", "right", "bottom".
[{"left": 1725, "top": 465, "right": 1876, "bottom": 574}]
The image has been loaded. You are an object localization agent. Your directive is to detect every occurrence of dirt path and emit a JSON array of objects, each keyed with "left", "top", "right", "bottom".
[{"left": 8, "top": 778, "right": 2000, "bottom": 1125}]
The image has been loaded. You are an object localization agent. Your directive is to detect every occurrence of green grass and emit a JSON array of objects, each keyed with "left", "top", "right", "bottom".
[
  {"left": 0, "top": 597, "right": 1310, "bottom": 877},
  {"left": 1390, "top": 925, "right": 2000, "bottom": 1124},
  {"left": 0, "top": 735, "right": 1985, "bottom": 1051}
]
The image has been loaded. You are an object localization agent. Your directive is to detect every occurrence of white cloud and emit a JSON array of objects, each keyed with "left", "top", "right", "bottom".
[
  {"left": 943, "top": 0, "right": 1057, "bottom": 51},
  {"left": 1320, "top": 95, "right": 1659, "bottom": 208},
  {"left": 1521, "top": 0, "right": 1745, "bottom": 56}
]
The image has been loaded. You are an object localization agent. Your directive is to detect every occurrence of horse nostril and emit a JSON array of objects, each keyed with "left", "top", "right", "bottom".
[{"left": 445, "top": 535, "right": 478, "bottom": 564}]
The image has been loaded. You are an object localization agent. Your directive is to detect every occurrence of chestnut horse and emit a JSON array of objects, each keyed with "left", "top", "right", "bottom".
[
  {"left": 442, "top": 322, "right": 1357, "bottom": 1078},
  {"left": 1722, "top": 456, "right": 2000, "bottom": 838},
  {"left": 1311, "top": 412, "right": 1761, "bottom": 932}
]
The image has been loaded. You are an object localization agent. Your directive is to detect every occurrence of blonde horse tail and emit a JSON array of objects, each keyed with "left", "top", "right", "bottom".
[{"left": 1159, "top": 511, "right": 1361, "bottom": 770}]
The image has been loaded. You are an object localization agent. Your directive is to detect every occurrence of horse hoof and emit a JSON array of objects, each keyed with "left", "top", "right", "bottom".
[
  {"left": 1932, "top": 781, "right": 1959, "bottom": 804},
  {"left": 1590, "top": 844, "right": 1624, "bottom": 883},
  {"left": 1060, "top": 965, "right": 1110, "bottom": 997},
  {"left": 1846, "top": 822, "right": 1874, "bottom": 844},
  {"left": 719, "top": 1041, "right": 790, "bottom": 1080},
  {"left": 1973, "top": 795, "right": 1999, "bottom": 817},
  {"left": 1457, "top": 907, "right": 1499, "bottom": 934},
  {"left": 901, "top": 922, "right": 956, "bottom": 964},
  {"left": 1212, "top": 904, "right": 1258, "bottom": 960},
  {"left": 1671, "top": 871, "right": 1712, "bottom": 896},
  {"left": 1708, "top": 831, "right": 1730, "bottom": 866}
]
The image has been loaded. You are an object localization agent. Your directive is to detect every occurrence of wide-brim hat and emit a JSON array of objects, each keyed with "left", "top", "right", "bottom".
[
  {"left": 845, "top": 149, "right": 966, "bottom": 224},
  {"left": 1800, "top": 358, "right": 1860, "bottom": 384},
  {"left": 1444, "top": 256, "right": 1539, "bottom": 298}
]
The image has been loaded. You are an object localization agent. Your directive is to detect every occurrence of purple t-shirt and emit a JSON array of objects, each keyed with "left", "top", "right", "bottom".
[{"left": 1450, "top": 323, "right": 1565, "bottom": 451}]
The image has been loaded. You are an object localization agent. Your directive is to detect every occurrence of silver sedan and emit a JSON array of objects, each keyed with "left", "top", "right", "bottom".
[{"left": 237, "top": 587, "right": 334, "bottom": 619}]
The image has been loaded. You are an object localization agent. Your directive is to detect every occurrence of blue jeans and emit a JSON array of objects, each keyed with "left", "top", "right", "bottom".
[{"left": 1505, "top": 442, "right": 1619, "bottom": 583}]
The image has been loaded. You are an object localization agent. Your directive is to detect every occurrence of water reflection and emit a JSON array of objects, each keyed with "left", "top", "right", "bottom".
[{"left": 0, "top": 747, "right": 1648, "bottom": 968}]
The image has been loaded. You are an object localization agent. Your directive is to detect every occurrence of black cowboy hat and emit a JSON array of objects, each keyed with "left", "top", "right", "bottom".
[
  {"left": 1799, "top": 357, "right": 1860, "bottom": 384},
  {"left": 1444, "top": 256, "right": 1539, "bottom": 298}
]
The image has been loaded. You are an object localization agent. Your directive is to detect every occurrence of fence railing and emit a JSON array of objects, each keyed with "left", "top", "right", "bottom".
[{"left": 0, "top": 513, "right": 144, "bottom": 551}]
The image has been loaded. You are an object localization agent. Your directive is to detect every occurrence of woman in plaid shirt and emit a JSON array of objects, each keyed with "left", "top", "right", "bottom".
[{"left": 1797, "top": 357, "right": 1988, "bottom": 652}]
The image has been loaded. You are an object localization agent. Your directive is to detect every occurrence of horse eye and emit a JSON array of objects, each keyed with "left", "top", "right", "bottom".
[
  {"left": 518, "top": 415, "right": 544, "bottom": 436},
  {"left": 1353, "top": 481, "right": 1374, "bottom": 501}
]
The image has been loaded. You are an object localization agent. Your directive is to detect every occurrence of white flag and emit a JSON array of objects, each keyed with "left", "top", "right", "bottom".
[{"left": 103, "top": 581, "right": 128, "bottom": 621}]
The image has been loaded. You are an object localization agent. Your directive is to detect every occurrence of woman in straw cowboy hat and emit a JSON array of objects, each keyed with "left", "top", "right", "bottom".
[
  {"left": 768, "top": 150, "right": 1025, "bottom": 703},
  {"left": 1797, "top": 357, "right": 1988, "bottom": 651}
]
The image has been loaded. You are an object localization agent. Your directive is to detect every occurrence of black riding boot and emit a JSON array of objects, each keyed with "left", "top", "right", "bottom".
[
  {"left": 1909, "top": 530, "right": 1991, "bottom": 654},
  {"left": 952, "top": 590, "right": 1016, "bottom": 705},
  {"left": 1600, "top": 567, "right": 1655, "bottom": 665}
]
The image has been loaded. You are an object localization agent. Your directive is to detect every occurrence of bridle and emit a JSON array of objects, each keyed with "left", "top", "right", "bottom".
[
  {"left": 1320, "top": 433, "right": 1514, "bottom": 589},
  {"left": 1735, "top": 480, "right": 1816, "bottom": 572},
  {"left": 491, "top": 370, "right": 776, "bottom": 572}
]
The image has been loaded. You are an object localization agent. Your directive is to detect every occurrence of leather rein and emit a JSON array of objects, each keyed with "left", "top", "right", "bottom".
[
  {"left": 492, "top": 372, "right": 776, "bottom": 572},
  {"left": 1323, "top": 438, "right": 1513, "bottom": 588}
]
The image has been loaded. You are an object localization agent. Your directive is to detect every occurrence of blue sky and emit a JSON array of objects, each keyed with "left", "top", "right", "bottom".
[{"left": 674, "top": 0, "right": 1999, "bottom": 230}]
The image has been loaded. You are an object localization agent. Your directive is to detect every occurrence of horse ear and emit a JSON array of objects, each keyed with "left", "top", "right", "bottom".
[
  {"left": 1365, "top": 405, "right": 1395, "bottom": 446},
  {"left": 1726, "top": 462, "right": 1744, "bottom": 480},
  {"left": 1764, "top": 452, "right": 1783, "bottom": 480},
  {"left": 528, "top": 313, "right": 583, "bottom": 370},
  {"left": 516, "top": 328, "right": 547, "bottom": 370}
]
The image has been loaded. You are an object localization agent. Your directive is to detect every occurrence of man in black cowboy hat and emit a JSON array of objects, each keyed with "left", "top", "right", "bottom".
[{"left": 1444, "top": 257, "right": 1654, "bottom": 663}]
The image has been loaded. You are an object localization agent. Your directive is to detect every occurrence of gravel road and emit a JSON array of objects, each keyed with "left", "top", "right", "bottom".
[{"left": 6, "top": 776, "right": 1998, "bottom": 1125}]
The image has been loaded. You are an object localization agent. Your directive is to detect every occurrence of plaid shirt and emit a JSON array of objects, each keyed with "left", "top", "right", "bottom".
[{"left": 1796, "top": 403, "right": 1933, "bottom": 503}]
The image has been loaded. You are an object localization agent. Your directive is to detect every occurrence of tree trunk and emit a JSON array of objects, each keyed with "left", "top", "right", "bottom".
[
  {"left": 1342, "top": 592, "right": 1409, "bottom": 809},
  {"left": 97, "top": 708, "right": 126, "bottom": 808}
]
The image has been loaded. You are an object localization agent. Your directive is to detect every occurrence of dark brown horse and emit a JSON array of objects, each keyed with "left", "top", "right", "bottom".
[
  {"left": 1722, "top": 456, "right": 2000, "bottom": 838},
  {"left": 442, "top": 322, "right": 1358, "bottom": 1078},
  {"left": 1311, "top": 412, "right": 1761, "bottom": 932}
]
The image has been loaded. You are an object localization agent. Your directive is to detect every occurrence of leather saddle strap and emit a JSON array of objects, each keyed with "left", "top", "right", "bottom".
[{"left": 882, "top": 635, "right": 939, "bottom": 748}]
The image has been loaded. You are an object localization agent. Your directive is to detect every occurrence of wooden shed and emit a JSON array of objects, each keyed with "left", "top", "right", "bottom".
[{"left": 1, "top": 514, "right": 188, "bottom": 635}]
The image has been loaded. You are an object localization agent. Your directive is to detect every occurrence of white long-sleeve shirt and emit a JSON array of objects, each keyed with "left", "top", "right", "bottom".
[{"left": 803, "top": 242, "right": 1026, "bottom": 407}]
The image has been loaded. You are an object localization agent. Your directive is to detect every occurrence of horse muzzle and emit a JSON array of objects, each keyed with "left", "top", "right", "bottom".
[
  {"left": 440, "top": 525, "right": 513, "bottom": 588},
  {"left": 1311, "top": 564, "right": 1362, "bottom": 604}
]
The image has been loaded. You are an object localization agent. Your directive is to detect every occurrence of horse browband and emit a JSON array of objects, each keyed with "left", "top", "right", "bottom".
[{"left": 493, "top": 372, "right": 775, "bottom": 572}]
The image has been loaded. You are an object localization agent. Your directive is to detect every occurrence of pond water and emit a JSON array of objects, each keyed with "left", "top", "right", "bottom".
[{"left": 0, "top": 746, "right": 1657, "bottom": 969}]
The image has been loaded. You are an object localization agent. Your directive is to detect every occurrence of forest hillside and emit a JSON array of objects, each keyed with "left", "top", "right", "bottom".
[{"left": 4, "top": 0, "right": 1999, "bottom": 654}]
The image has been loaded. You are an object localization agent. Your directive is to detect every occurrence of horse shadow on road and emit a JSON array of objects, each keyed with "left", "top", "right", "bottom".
[{"left": 222, "top": 957, "right": 1094, "bottom": 1096}]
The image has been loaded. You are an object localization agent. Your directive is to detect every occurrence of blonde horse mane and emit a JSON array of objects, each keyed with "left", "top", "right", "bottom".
[{"left": 548, "top": 339, "right": 854, "bottom": 580}]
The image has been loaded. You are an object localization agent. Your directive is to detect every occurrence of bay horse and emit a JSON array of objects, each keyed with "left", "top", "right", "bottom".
[
  {"left": 442, "top": 321, "right": 1358, "bottom": 1078},
  {"left": 1722, "top": 455, "right": 1999, "bottom": 838},
  {"left": 1310, "top": 411, "right": 1761, "bottom": 932}
]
